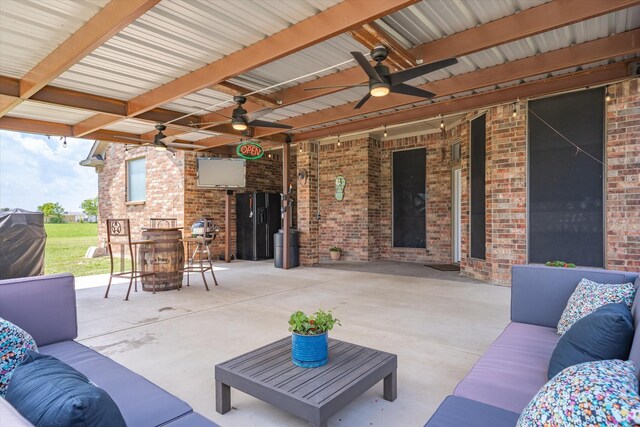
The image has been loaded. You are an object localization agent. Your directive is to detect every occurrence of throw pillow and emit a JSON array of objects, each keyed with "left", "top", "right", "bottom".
[
  {"left": 548, "top": 303, "right": 634, "bottom": 379},
  {"left": 518, "top": 359, "right": 640, "bottom": 426},
  {"left": 6, "top": 350, "right": 126, "bottom": 427},
  {"left": 0, "top": 317, "right": 37, "bottom": 397},
  {"left": 557, "top": 278, "right": 635, "bottom": 335}
]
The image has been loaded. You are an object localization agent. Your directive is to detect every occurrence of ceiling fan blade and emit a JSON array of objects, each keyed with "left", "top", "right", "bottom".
[
  {"left": 244, "top": 107, "right": 273, "bottom": 123},
  {"left": 159, "top": 135, "right": 178, "bottom": 144},
  {"left": 304, "top": 84, "right": 369, "bottom": 91},
  {"left": 247, "top": 119, "right": 293, "bottom": 129},
  {"left": 390, "top": 83, "right": 436, "bottom": 99},
  {"left": 167, "top": 146, "right": 177, "bottom": 153},
  {"left": 353, "top": 93, "right": 372, "bottom": 110},
  {"left": 167, "top": 142, "right": 210, "bottom": 149},
  {"left": 389, "top": 58, "right": 458, "bottom": 85},
  {"left": 351, "top": 51, "right": 382, "bottom": 83}
]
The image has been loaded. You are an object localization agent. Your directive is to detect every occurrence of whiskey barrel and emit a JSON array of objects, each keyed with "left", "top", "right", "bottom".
[{"left": 139, "top": 228, "right": 184, "bottom": 291}]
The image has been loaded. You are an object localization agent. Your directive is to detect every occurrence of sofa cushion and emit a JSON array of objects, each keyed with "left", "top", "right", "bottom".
[
  {"left": 6, "top": 350, "right": 126, "bottom": 427},
  {"left": 557, "top": 278, "right": 634, "bottom": 335},
  {"left": 628, "top": 276, "right": 640, "bottom": 375},
  {"left": 453, "top": 322, "right": 559, "bottom": 413},
  {"left": 40, "top": 340, "right": 193, "bottom": 427},
  {"left": 0, "top": 396, "right": 33, "bottom": 427},
  {"left": 518, "top": 360, "right": 640, "bottom": 426},
  {"left": 548, "top": 303, "right": 634, "bottom": 379},
  {"left": 1, "top": 317, "right": 37, "bottom": 397},
  {"left": 0, "top": 273, "right": 77, "bottom": 346},
  {"left": 161, "top": 412, "right": 220, "bottom": 426},
  {"left": 424, "top": 396, "right": 519, "bottom": 427}
]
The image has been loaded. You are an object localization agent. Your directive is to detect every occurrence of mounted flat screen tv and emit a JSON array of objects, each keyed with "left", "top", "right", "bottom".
[{"left": 197, "top": 157, "right": 246, "bottom": 188}]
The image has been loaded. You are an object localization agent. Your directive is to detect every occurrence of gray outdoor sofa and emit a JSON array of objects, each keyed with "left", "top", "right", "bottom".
[
  {"left": 0, "top": 273, "right": 218, "bottom": 427},
  {"left": 425, "top": 264, "right": 640, "bottom": 426}
]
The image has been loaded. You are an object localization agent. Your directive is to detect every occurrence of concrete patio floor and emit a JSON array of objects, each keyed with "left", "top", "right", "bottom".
[{"left": 74, "top": 260, "right": 511, "bottom": 427}]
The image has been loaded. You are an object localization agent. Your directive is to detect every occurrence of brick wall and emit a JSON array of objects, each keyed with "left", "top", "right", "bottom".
[
  {"left": 606, "top": 79, "right": 640, "bottom": 271},
  {"left": 98, "top": 144, "right": 184, "bottom": 247},
  {"left": 318, "top": 138, "right": 373, "bottom": 261},
  {"left": 459, "top": 103, "right": 528, "bottom": 285},
  {"left": 379, "top": 131, "right": 454, "bottom": 264},
  {"left": 297, "top": 141, "right": 320, "bottom": 265}
]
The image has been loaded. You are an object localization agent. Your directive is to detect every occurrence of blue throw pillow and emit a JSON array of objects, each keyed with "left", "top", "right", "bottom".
[
  {"left": 548, "top": 303, "right": 634, "bottom": 379},
  {"left": 6, "top": 350, "right": 126, "bottom": 427}
]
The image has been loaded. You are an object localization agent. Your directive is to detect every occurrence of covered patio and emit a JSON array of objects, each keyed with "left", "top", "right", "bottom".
[
  {"left": 74, "top": 261, "right": 509, "bottom": 426},
  {"left": 1, "top": 0, "right": 639, "bottom": 426}
]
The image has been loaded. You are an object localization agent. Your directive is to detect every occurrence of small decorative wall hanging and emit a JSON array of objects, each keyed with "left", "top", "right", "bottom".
[
  {"left": 335, "top": 175, "right": 346, "bottom": 201},
  {"left": 297, "top": 169, "right": 308, "bottom": 186}
]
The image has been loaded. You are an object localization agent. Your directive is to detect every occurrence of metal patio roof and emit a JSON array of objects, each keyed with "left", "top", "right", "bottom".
[{"left": 0, "top": 0, "right": 638, "bottom": 149}]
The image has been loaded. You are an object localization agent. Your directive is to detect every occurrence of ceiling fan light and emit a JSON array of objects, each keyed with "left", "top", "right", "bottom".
[
  {"left": 370, "top": 84, "right": 390, "bottom": 97},
  {"left": 155, "top": 145, "right": 167, "bottom": 152},
  {"left": 232, "top": 121, "right": 247, "bottom": 131}
]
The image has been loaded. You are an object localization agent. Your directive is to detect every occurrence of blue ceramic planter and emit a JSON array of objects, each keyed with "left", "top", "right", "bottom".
[{"left": 291, "top": 332, "right": 328, "bottom": 368}]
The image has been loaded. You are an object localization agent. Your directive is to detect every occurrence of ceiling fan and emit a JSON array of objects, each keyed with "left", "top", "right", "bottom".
[
  {"left": 191, "top": 95, "right": 292, "bottom": 131},
  {"left": 305, "top": 45, "right": 458, "bottom": 109},
  {"left": 115, "top": 124, "right": 211, "bottom": 151}
]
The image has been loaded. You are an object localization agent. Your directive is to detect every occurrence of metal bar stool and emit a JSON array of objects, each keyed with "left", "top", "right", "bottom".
[
  {"left": 181, "top": 218, "right": 219, "bottom": 290},
  {"left": 105, "top": 218, "right": 156, "bottom": 301}
]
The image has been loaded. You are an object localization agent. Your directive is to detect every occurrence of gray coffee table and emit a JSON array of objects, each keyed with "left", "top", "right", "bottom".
[{"left": 215, "top": 337, "right": 397, "bottom": 427}]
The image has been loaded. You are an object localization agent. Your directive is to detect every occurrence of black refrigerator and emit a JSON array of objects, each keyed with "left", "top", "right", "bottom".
[{"left": 236, "top": 192, "right": 281, "bottom": 260}]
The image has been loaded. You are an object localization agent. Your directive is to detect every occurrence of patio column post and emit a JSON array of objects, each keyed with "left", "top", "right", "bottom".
[
  {"left": 296, "top": 140, "right": 320, "bottom": 265},
  {"left": 283, "top": 141, "right": 291, "bottom": 269}
]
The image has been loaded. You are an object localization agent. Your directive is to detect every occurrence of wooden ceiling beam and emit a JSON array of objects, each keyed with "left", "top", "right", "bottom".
[
  {"left": 293, "top": 62, "right": 630, "bottom": 142},
  {"left": 212, "top": 82, "right": 281, "bottom": 107},
  {"left": 252, "top": 29, "right": 639, "bottom": 138},
  {"left": 349, "top": 22, "right": 416, "bottom": 70},
  {"left": 0, "top": 116, "right": 73, "bottom": 138},
  {"left": 0, "top": 95, "right": 22, "bottom": 117},
  {"left": 19, "top": 0, "right": 160, "bottom": 100},
  {"left": 266, "top": 0, "right": 640, "bottom": 107}
]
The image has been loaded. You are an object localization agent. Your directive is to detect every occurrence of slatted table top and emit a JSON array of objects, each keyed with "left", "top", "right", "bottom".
[{"left": 215, "top": 337, "right": 397, "bottom": 427}]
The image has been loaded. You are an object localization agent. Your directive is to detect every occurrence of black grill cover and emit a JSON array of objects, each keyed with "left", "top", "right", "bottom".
[{"left": 0, "top": 209, "right": 47, "bottom": 279}]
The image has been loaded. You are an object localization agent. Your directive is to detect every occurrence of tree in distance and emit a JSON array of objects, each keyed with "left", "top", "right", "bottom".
[
  {"left": 81, "top": 197, "right": 98, "bottom": 219},
  {"left": 38, "top": 202, "right": 65, "bottom": 223}
]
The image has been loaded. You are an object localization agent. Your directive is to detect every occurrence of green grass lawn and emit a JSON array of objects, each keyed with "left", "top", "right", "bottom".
[{"left": 44, "top": 223, "right": 111, "bottom": 277}]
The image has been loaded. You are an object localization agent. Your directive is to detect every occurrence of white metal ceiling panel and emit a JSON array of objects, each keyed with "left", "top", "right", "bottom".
[
  {"left": 50, "top": 0, "right": 341, "bottom": 99},
  {"left": 8, "top": 101, "right": 96, "bottom": 125},
  {"left": 103, "top": 119, "right": 157, "bottom": 135},
  {"left": 0, "top": 0, "right": 109, "bottom": 78}
]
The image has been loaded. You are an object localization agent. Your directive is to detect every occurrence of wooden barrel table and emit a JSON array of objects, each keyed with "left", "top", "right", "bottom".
[{"left": 139, "top": 227, "right": 184, "bottom": 291}]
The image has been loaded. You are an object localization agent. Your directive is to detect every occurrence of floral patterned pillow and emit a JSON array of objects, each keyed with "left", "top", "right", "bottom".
[
  {"left": 557, "top": 278, "right": 635, "bottom": 335},
  {"left": 518, "top": 359, "right": 640, "bottom": 427},
  {"left": 0, "top": 317, "right": 37, "bottom": 397}
]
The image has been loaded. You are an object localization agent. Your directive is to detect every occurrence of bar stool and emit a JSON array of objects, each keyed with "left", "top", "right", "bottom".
[
  {"left": 181, "top": 218, "right": 219, "bottom": 290},
  {"left": 105, "top": 219, "right": 156, "bottom": 301}
]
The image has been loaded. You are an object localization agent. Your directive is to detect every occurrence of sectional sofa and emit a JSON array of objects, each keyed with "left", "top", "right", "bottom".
[
  {"left": 0, "top": 273, "right": 218, "bottom": 427},
  {"left": 425, "top": 264, "right": 640, "bottom": 426}
]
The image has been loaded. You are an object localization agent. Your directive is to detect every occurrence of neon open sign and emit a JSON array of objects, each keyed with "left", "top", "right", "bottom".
[{"left": 236, "top": 141, "right": 264, "bottom": 160}]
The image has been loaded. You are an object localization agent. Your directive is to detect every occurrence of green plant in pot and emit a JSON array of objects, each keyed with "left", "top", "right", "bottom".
[
  {"left": 289, "top": 310, "right": 340, "bottom": 368},
  {"left": 329, "top": 246, "right": 342, "bottom": 261}
]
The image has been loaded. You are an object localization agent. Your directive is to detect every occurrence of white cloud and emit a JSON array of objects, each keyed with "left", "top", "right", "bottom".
[{"left": 0, "top": 130, "right": 98, "bottom": 212}]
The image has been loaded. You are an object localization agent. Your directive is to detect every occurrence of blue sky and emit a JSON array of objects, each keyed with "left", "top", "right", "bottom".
[{"left": 0, "top": 130, "right": 98, "bottom": 213}]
